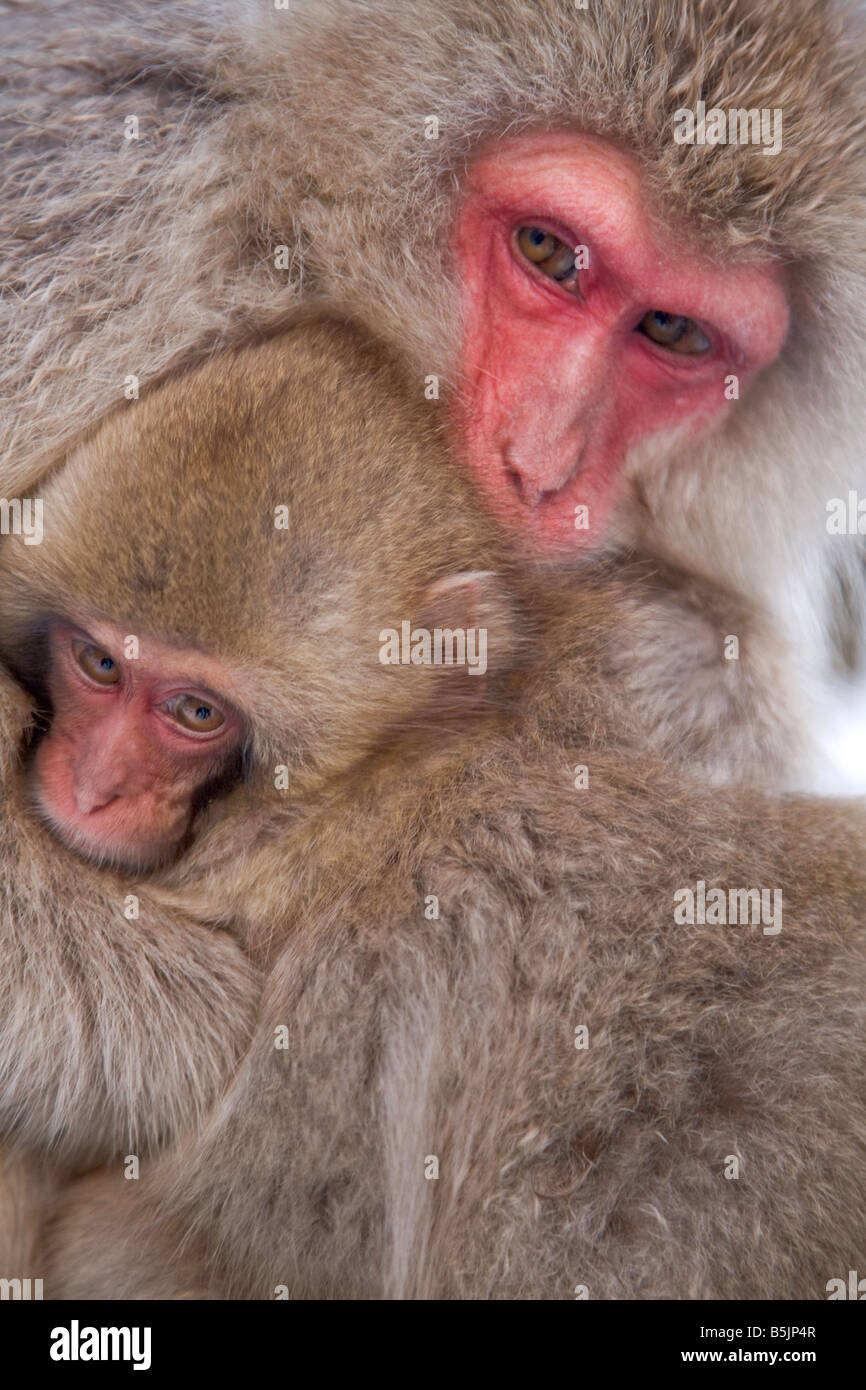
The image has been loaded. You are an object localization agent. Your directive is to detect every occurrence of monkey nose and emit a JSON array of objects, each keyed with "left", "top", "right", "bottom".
[
  {"left": 73, "top": 764, "right": 128, "bottom": 814},
  {"left": 75, "top": 784, "right": 121, "bottom": 815},
  {"left": 503, "top": 445, "right": 582, "bottom": 508},
  {"left": 505, "top": 465, "right": 563, "bottom": 507}
]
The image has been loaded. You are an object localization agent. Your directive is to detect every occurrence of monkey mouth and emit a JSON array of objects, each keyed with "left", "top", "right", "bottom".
[
  {"left": 30, "top": 782, "right": 184, "bottom": 875},
  {"left": 488, "top": 445, "right": 619, "bottom": 556}
]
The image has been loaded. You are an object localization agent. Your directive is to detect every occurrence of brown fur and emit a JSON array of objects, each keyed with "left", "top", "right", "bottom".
[
  {"left": 47, "top": 763, "right": 866, "bottom": 1299},
  {"left": 17, "top": 320, "right": 865, "bottom": 1301},
  {"left": 598, "top": 560, "right": 806, "bottom": 787}
]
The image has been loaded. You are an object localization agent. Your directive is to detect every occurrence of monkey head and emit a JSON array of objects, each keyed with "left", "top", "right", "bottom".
[
  {"left": 0, "top": 320, "right": 521, "bottom": 873},
  {"left": 245, "top": 0, "right": 865, "bottom": 585},
  {"left": 452, "top": 132, "right": 790, "bottom": 552},
  {"left": 22, "top": 616, "right": 246, "bottom": 871}
]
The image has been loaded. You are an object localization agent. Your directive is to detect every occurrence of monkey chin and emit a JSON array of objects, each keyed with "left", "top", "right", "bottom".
[
  {"left": 29, "top": 781, "right": 186, "bottom": 876},
  {"left": 36, "top": 804, "right": 182, "bottom": 875}
]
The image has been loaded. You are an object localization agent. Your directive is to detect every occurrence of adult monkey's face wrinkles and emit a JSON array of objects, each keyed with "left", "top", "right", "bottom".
[{"left": 453, "top": 132, "right": 790, "bottom": 554}]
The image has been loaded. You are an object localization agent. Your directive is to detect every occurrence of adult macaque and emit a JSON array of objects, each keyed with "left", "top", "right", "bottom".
[
  {"left": 12, "top": 319, "right": 862, "bottom": 1301},
  {"left": 3, "top": 0, "right": 865, "bottom": 787}
]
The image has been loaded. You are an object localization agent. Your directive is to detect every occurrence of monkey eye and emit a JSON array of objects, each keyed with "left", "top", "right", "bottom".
[
  {"left": 165, "top": 694, "right": 226, "bottom": 735},
  {"left": 638, "top": 310, "right": 711, "bottom": 356},
  {"left": 515, "top": 225, "right": 579, "bottom": 290},
  {"left": 72, "top": 640, "right": 121, "bottom": 686}
]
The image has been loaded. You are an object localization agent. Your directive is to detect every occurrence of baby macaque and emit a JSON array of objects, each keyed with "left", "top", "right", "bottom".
[
  {"left": 4, "top": 317, "right": 861, "bottom": 1301},
  {"left": 0, "top": 318, "right": 524, "bottom": 915}
]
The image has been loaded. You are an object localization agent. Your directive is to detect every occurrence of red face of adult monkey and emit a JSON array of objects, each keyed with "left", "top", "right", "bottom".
[{"left": 453, "top": 133, "right": 790, "bottom": 551}]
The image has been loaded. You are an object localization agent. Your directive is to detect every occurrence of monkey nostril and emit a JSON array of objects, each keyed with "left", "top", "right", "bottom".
[
  {"left": 73, "top": 770, "right": 126, "bottom": 815},
  {"left": 505, "top": 463, "right": 526, "bottom": 497},
  {"left": 504, "top": 463, "right": 564, "bottom": 508},
  {"left": 76, "top": 789, "right": 120, "bottom": 815},
  {"left": 501, "top": 440, "right": 581, "bottom": 508}
]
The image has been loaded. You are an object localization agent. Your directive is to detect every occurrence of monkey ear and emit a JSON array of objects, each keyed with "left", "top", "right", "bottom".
[{"left": 414, "top": 568, "right": 520, "bottom": 685}]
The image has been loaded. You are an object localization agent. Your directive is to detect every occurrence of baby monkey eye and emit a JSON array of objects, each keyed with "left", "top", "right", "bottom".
[
  {"left": 165, "top": 694, "right": 226, "bottom": 734},
  {"left": 72, "top": 640, "right": 120, "bottom": 686},
  {"left": 638, "top": 310, "right": 711, "bottom": 355},
  {"left": 515, "top": 225, "right": 579, "bottom": 289}
]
